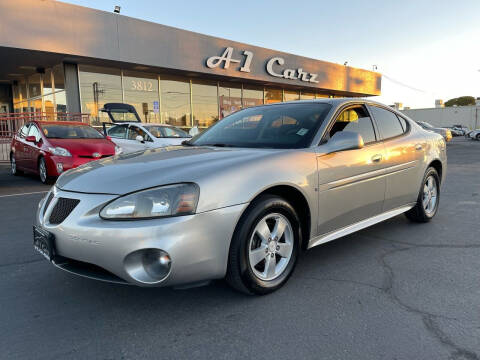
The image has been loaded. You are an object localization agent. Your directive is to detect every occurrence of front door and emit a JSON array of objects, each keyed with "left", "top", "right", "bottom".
[{"left": 316, "top": 105, "right": 386, "bottom": 237}]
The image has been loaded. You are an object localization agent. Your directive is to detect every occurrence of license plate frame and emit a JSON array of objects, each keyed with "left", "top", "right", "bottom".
[{"left": 33, "top": 225, "right": 56, "bottom": 262}]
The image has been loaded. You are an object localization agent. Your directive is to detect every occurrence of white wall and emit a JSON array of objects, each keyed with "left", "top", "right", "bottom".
[{"left": 401, "top": 106, "right": 479, "bottom": 129}]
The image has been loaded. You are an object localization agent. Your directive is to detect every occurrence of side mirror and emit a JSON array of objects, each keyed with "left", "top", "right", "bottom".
[
  {"left": 26, "top": 136, "right": 37, "bottom": 143},
  {"left": 326, "top": 131, "right": 364, "bottom": 154},
  {"left": 135, "top": 135, "right": 144, "bottom": 143}
]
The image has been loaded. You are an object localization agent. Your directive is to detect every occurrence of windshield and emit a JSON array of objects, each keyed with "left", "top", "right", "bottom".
[
  {"left": 42, "top": 124, "right": 105, "bottom": 139},
  {"left": 191, "top": 103, "right": 331, "bottom": 149},
  {"left": 144, "top": 125, "right": 190, "bottom": 138},
  {"left": 109, "top": 111, "right": 139, "bottom": 122}
]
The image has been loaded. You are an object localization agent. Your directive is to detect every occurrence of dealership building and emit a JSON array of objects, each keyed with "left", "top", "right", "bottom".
[{"left": 0, "top": 0, "right": 381, "bottom": 131}]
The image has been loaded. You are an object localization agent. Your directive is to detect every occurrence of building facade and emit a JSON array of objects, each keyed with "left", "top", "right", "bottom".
[
  {"left": 0, "top": 0, "right": 381, "bottom": 130},
  {"left": 401, "top": 105, "right": 480, "bottom": 130}
]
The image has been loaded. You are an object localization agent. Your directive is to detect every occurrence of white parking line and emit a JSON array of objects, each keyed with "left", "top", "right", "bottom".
[{"left": 0, "top": 191, "right": 48, "bottom": 198}]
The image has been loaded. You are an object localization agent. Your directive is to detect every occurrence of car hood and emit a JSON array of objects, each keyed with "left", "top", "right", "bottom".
[
  {"left": 48, "top": 138, "right": 116, "bottom": 156},
  {"left": 56, "top": 146, "right": 278, "bottom": 194}
]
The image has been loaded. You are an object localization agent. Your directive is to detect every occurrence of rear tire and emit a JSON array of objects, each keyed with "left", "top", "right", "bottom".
[
  {"left": 476, "top": 134, "right": 480, "bottom": 141},
  {"left": 38, "top": 157, "right": 53, "bottom": 184},
  {"left": 226, "top": 195, "right": 301, "bottom": 295},
  {"left": 405, "top": 167, "right": 440, "bottom": 222}
]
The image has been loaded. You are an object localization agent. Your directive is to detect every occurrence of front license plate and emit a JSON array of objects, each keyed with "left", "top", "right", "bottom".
[{"left": 33, "top": 225, "right": 56, "bottom": 261}]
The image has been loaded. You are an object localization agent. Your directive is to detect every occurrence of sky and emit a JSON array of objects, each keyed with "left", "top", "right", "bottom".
[{"left": 62, "top": 0, "right": 480, "bottom": 109}]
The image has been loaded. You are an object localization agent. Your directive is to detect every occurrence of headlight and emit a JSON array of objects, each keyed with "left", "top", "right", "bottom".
[
  {"left": 100, "top": 183, "right": 199, "bottom": 220},
  {"left": 115, "top": 145, "right": 122, "bottom": 155},
  {"left": 48, "top": 146, "right": 72, "bottom": 157}
]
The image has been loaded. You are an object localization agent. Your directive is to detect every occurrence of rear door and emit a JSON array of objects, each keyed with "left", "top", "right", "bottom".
[
  {"left": 316, "top": 104, "right": 387, "bottom": 236},
  {"left": 368, "top": 105, "right": 424, "bottom": 211},
  {"left": 24, "top": 124, "right": 42, "bottom": 171},
  {"left": 13, "top": 123, "right": 30, "bottom": 169}
]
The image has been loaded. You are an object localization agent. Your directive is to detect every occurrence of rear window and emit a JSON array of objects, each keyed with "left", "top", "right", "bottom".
[{"left": 42, "top": 124, "right": 104, "bottom": 139}]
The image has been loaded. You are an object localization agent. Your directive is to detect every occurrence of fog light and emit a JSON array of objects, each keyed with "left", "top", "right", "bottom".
[
  {"left": 143, "top": 250, "right": 171, "bottom": 279},
  {"left": 56, "top": 163, "right": 63, "bottom": 173},
  {"left": 124, "top": 249, "right": 172, "bottom": 284}
]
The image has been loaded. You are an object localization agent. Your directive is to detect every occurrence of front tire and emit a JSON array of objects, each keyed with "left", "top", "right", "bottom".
[
  {"left": 226, "top": 195, "right": 301, "bottom": 295},
  {"left": 38, "top": 157, "right": 53, "bottom": 184},
  {"left": 405, "top": 167, "right": 440, "bottom": 222},
  {"left": 10, "top": 153, "right": 22, "bottom": 176}
]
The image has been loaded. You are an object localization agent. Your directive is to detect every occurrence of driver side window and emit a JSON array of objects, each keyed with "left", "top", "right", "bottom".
[{"left": 328, "top": 106, "right": 376, "bottom": 144}]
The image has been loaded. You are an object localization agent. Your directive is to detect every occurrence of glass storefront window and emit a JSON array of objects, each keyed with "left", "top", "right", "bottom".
[
  {"left": 264, "top": 87, "right": 282, "bottom": 104},
  {"left": 55, "top": 91, "right": 67, "bottom": 113},
  {"left": 300, "top": 92, "right": 316, "bottom": 100},
  {"left": 192, "top": 80, "right": 218, "bottom": 128},
  {"left": 43, "top": 69, "right": 53, "bottom": 95},
  {"left": 123, "top": 71, "right": 160, "bottom": 123},
  {"left": 284, "top": 90, "right": 300, "bottom": 102},
  {"left": 44, "top": 94, "right": 55, "bottom": 120},
  {"left": 53, "top": 65, "right": 65, "bottom": 91},
  {"left": 160, "top": 76, "right": 191, "bottom": 128},
  {"left": 219, "top": 83, "right": 242, "bottom": 119},
  {"left": 79, "top": 65, "right": 122, "bottom": 126},
  {"left": 28, "top": 74, "right": 42, "bottom": 98},
  {"left": 31, "top": 97, "right": 42, "bottom": 114},
  {"left": 242, "top": 85, "right": 263, "bottom": 108}
]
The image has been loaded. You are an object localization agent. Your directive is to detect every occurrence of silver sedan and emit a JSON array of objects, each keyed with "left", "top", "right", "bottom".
[{"left": 34, "top": 99, "right": 447, "bottom": 294}]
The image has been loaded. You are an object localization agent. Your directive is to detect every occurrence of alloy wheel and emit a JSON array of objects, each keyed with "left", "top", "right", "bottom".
[
  {"left": 422, "top": 175, "right": 438, "bottom": 215},
  {"left": 39, "top": 159, "right": 47, "bottom": 183},
  {"left": 11, "top": 156, "right": 16, "bottom": 175},
  {"left": 248, "top": 213, "right": 294, "bottom": 281}
]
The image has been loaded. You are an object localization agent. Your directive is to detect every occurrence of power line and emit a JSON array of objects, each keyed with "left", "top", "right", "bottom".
[{"left": 381, "top": 74, "right": 430, "bottom": 94}]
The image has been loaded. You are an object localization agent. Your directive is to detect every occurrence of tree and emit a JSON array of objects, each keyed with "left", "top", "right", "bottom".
[{"left": 444, "top": 96, "right": 476, "bottom": 107}]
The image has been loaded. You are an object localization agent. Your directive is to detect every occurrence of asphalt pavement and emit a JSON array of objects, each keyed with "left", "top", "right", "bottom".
[{"left": 0, "top": 138, "right": 479, "bottom": 360}]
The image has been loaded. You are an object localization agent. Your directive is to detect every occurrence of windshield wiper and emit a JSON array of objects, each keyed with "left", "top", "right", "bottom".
[{"left": 181, "top": 140, "right": 194, "bottom": 146}]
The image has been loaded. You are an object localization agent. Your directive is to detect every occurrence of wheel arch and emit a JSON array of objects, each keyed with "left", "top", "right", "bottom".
[
  {"left": 428, "top": 159, "right": 443, "bottom": 184},
  {"left": 245, "top": 185, "right": 312, "bottom": 252}
]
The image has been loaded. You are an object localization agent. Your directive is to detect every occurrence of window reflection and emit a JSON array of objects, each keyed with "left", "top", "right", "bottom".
[
  {"left": 28, "top": 74, "right": 42, "bottom": 98},
  {"left": 55, "top": 91, "right": 67, "bottom": 113},
  {"left": 123, "top": 71, "right": 160, "bottom": 123},
  {"left": 242, "top": 85, "right": 263, "bottom": 108},
  {"left": 284, "top": 90, "right": 300, "bottom": 102},
  {"left": 79, "top": 65, "right": 122, "bottom": 126},
  {"left": 192, "top": 80, "right": 218, "bottom": 128},
  {"left": 219, "top": 83, "right": 242, "bottom": 119},
  {"left": 43, "top": 69, "right": 53, "bottom": 95},
  {"left": 300, "top": 92, "right": 315, "bottom": 100},
  {"left": 264, "top": 88, "right": 282, "bottom": 104},
  {"left": 161, "top": 76, "right": 191, "bottom": 128}
]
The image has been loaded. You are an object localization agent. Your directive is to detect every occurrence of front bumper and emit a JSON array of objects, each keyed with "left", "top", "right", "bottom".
[
  {"left": 35, "top": 188, "right": 247, "bottom": 287},
  {"left": 46, "top": 155, "right": 112, "bottom": 177}
]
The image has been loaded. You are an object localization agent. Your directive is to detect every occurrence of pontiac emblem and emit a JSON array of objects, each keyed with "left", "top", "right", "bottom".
[{"left": 92, "top": 152, "right": 101, "bottom": 158}]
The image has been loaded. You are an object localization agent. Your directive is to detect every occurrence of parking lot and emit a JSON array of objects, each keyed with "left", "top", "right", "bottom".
[{"left": 0, "top": 137, "right": 479, "bottom": 360}]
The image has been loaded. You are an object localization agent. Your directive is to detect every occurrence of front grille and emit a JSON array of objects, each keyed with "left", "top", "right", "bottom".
[
  {"left": 49, "top": 198, "right": 80, "bottom": 224},
  {"left": 43, "top": 192, "right": 54, "bottom": 216}
]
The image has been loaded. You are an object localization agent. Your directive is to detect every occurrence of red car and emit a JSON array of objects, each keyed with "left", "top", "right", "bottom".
[{"left": 10, "top": 121, "right": 121, "bottom": 184}]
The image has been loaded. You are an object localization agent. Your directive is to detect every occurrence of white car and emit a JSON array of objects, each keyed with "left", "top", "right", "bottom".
[
  {"left": 100, "top": 103, "right": 191, "bottom": 153},
  {"left": 468, "top": 129, "right": 480, "bottom": 140},
  {"left": 107, "top": 122, "right": 191, "bottom": 153}
]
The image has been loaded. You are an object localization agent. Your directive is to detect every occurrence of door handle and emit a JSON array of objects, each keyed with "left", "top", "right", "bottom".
[
  {"left": 415, "top": 144, "right": 423, "bottom": 151},
  {"left": 371, "top": 154, "right": 382, "bottom": 163}
]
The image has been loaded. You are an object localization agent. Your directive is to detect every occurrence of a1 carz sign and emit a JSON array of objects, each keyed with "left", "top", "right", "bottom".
[{"left": 206, "top": 47, "right": 319, "bottom": 84}]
